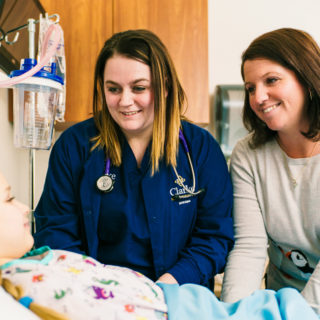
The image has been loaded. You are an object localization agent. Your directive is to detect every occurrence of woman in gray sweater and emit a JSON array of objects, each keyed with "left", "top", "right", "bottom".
[{"left": 221, "top": 28, "right": 320, "bottom": 315}]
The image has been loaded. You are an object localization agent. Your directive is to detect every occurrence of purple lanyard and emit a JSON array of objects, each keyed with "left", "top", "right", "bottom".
[
  {"left": 179, "top": 129, "right": 190, "bottom": 153},
  {"left": 104, "top": 157, "right": 111, "bottom": 175}
]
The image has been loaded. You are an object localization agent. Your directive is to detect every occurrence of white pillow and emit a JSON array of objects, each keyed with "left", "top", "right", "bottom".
[{"left": 0, "top": 287, "right": 39, "bottom": 320}]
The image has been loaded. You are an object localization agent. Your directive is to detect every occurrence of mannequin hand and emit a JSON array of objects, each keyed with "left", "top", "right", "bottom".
[{"left": 157, "top": 273, "right": 178, "bottom": 284}]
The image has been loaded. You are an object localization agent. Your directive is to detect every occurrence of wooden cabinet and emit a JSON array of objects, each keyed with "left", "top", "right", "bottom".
[
  {"left": 40, "top": 0, "right": 113, "bottom": 126},
  {"left": 41, "top": 0, "right": 208, "bottom": 126}
]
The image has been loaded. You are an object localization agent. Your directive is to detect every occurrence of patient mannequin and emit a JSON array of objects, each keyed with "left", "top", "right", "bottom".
[
  {"left": 0, "top": 172, "right": 167, "bottom": 320},
  {"left": 0, "top": 171, "right": 318, "bottom": 320}
]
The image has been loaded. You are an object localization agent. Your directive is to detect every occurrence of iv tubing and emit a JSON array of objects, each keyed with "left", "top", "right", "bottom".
[{"left": 0, "top": 23, "right": 62, "bottom": 88}]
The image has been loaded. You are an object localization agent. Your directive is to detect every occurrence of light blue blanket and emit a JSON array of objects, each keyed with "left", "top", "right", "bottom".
[{"left": 157, "top": 283, "right": 318, "bottom": 320}]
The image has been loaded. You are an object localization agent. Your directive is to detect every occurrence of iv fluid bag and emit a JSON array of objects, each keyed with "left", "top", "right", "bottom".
[
  {"left": 13, "top": 81, "right": 60, "bottom": 150},
  {"left": 38, "top": 14, "right": 66, "bottom": 122}
]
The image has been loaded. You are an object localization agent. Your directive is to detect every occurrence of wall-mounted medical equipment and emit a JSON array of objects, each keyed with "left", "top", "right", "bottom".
[
  {"left": 11, "top": 58, "right": 63, "bottom": 149},
  {"left": 0, "top": 16, "right": 64, "bottom": 149},
  {"left": 214, "top": 85, "right": 248, "bottom": 157}
]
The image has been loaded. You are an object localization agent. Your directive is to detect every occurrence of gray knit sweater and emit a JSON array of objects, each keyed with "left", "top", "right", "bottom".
[{"left": 221, "top": 135, "right": 320, "bottom": 314}]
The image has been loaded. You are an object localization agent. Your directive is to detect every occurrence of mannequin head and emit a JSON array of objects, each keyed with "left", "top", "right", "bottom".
[{"left": 0, "top": 172, "right": 33, "bottom": 265}]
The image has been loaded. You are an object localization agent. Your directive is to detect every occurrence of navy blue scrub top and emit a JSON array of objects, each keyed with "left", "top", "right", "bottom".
[
  {"left": 97, "top": 141, "right": 155, "bottom": 280},
  {"left": 34, "top": 118, "right": 234, "bottom": 287}
]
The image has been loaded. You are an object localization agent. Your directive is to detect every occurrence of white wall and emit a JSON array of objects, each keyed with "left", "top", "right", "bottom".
[
  {"left": 0, "top": 83, "right": 28, "bottom": 205},
  {"left": 208, "top": 0, "right": 320, "bottom": 138},
  {"left": 2, "top": 0, "right": 320, "bottom": 206},
  {"left": 210, "top": 0, "right": 320, "bottom": 91}
]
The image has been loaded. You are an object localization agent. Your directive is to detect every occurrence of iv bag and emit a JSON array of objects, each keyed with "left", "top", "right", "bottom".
[{"left": 38, "top": 13, "right": 66, "bottom": 122}]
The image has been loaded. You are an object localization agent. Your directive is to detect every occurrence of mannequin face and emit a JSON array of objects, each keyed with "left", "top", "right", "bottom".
[{"left": 0, "top": 173, "right": 34, "bottom": 265}]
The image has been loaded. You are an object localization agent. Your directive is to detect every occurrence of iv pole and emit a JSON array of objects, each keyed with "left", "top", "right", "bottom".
[{"left": 28, "top": 18, "right": 36, "bottom": 234}]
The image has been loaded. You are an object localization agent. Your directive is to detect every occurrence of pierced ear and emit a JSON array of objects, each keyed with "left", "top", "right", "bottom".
[{"left": 309, "top": 88, "right": 313, "bottom": 101}]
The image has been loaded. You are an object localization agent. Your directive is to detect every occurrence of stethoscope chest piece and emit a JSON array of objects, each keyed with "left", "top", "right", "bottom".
[{"left": 96, "top": 174, "right": 114, "bottom": 193}]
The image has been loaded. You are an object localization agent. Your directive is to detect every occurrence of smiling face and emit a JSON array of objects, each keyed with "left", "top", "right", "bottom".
[
  {"left": 103, "top": 55, "right": 155, "bottom": 141},
  {"left": 243, "top": 58, "right": 309, "bottom": 135},
  {"left": 0, "top": 173, "right": 34, "bottom": 265}
]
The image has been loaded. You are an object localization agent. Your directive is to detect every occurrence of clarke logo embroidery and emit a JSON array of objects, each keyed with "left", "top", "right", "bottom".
[
  {"left": 169, "top": 175, "right": 190, "bottom": 200},
  {"left": 174, "top": 176, "right": 185, "bottom": 187}
]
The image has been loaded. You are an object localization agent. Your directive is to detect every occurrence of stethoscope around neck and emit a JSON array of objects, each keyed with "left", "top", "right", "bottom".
[{"left": 96, "top": 129, "right": 205, "bottom": 201}]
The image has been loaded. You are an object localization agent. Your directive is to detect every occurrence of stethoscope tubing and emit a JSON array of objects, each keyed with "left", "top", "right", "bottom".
[{"left": 98, "top": 129, "right": 204, "bottom": 199}]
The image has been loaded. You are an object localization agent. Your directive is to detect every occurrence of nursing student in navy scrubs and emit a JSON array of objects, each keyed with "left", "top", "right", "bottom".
[{"left": 34, "top": 29, "right": 234, "bottom": 288}]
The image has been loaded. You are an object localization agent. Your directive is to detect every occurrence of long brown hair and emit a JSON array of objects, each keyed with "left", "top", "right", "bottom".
[
  {"left": 241, "top": 28, "right": 320, "bottom": 148},
  {"left": 92, "top": 29, "right": 187, "bottom": 174}
]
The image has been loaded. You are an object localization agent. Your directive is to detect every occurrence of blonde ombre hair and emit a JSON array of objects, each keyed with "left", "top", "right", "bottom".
[{"left": 92, "top": 29, "right": 187, "bottom": 175}]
